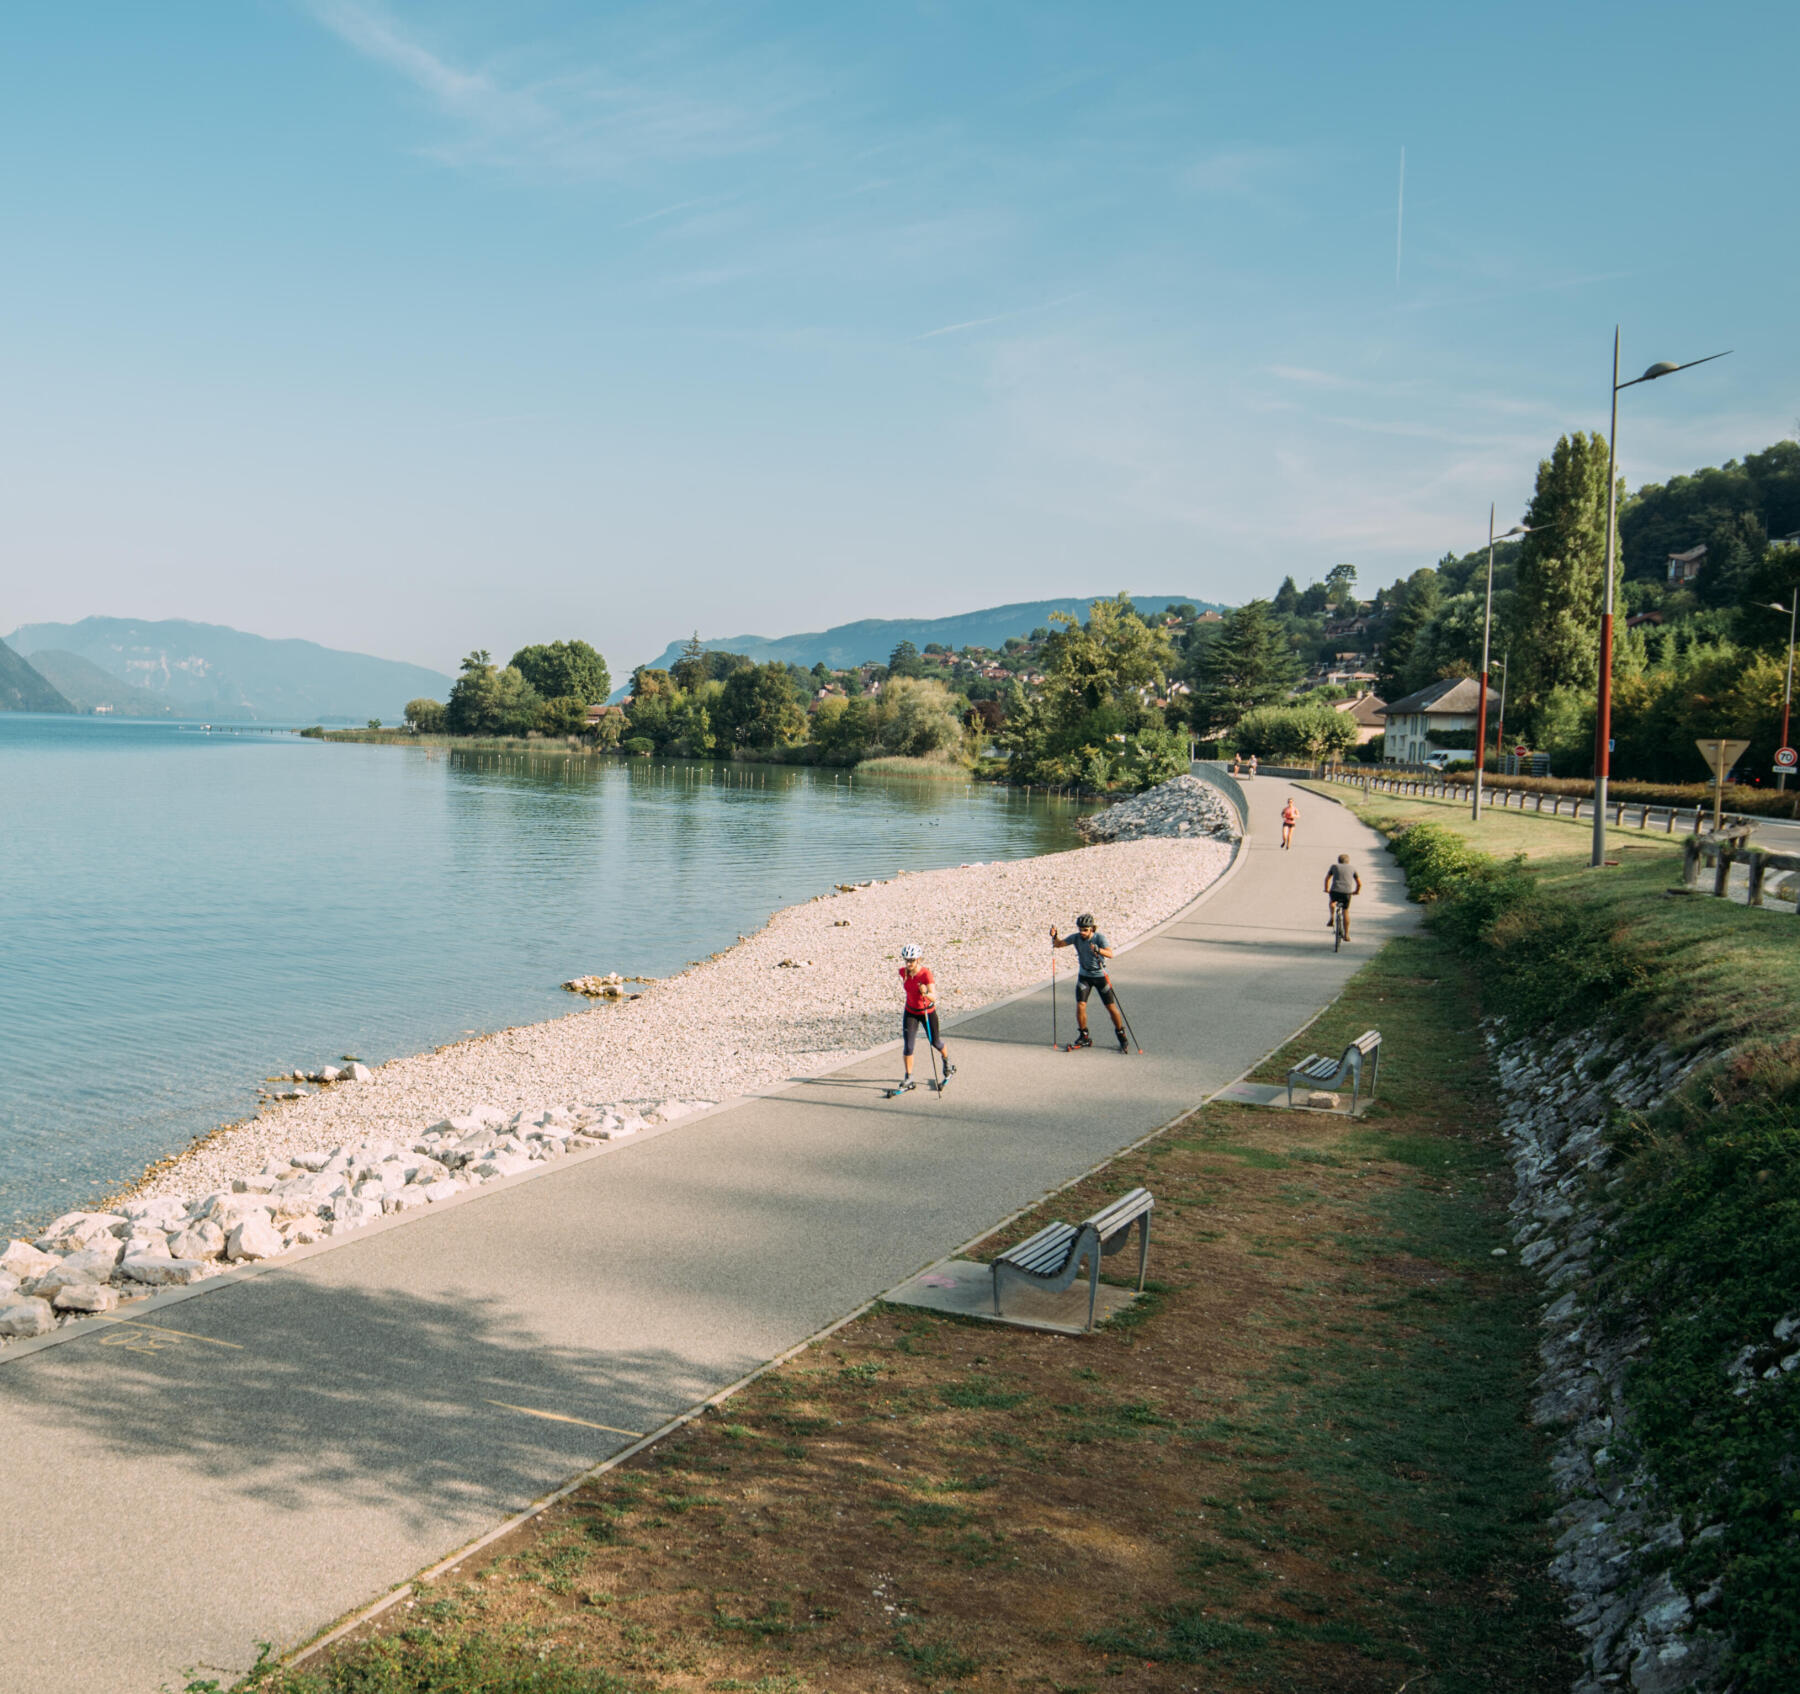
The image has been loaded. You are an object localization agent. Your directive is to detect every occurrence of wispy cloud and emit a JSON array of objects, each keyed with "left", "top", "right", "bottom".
[
  {"left": 304, "top": 1, "right": 818, "bottom": 179},
  {"left": 1182, "top": 144, "right": 1307, "bottom": 200},
  {"left": 914, "top": 294, "right": 1083, "bottom": 342}
]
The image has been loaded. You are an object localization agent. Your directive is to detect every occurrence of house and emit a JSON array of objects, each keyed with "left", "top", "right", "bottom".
[
  {"left": 584, "top": 703, "right": 627, "bottom": 726},
  {"left": 1626, "top": 610, "right": 1664, "bottom": 630},
  {"left": 1667, "top": 544, "right": 1707, "bottom": 584},
  {"left": 1332, "top": 692, "right": 1386, "bottom": 746},
  {"left": 1378, "top": 676, "right": 1483, "bottom": 764}
]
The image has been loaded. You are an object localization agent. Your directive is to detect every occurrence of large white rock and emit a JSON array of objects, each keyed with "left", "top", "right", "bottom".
[
  {"left": 120, "top": 1196, "right": 187, "bottom": 1225},
  {"left": 328, "top": 1195, "right": 385, "bottom": 1229},
  {"left": 2, "top": 1239, "right": 61, "bottom": 1279},
  {"left": 471, "top": 1151, "right": 534, "bottom": 1180},
  {"left": 167, "top": 1221, "right": 226, "bottom": 1261},
  {"left": 225, "top": 1216, "right": 285, "bottom": 1262},
  {"left": 0, "top": 1298, "right": 55, "bottom": 1338},
  {"left": 54, "top": 1284, "right": 119, "bottom": 1313},
  {"left": 343, "top": 1061, "right": 373, "bottom": 1083},
  {"left": 22, "top": 1250, "right": 118, "bottom": 1297},
  {"left": 197, "top": 1194, "right": 276, "bottom": 1229},
  {"left": 35, "top": 1212, "right": 127, "bottom": 1252},
  {"left": 0, "top": 1273, "right": 17, "bottom": 1301},
  {"left": 120, "top": 1256, "right": 213, "bottom": 1287},
  {"left": 231, "top": 1174, "right": 279, "bottom": 1194},
  {"left": 121, "top": 1232, "right": 172, "bottom": 1259},
  {"left": 415, "top": 1179, "right": 464, "bottom": 1205}
]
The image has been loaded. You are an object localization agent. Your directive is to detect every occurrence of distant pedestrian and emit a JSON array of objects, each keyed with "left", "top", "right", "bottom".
[
  {"left": 1049, "top": 914, "right": 1129, "bottom": 1052},
  {"left": 1247, "top": 753, "right": 1258, "bottom": 780},
  {"left": 890, "top": 944, "right": 954, "bottom": 1096},
  {"left": 1280, "top": 798, "right": 1298, "bottom": 850}
]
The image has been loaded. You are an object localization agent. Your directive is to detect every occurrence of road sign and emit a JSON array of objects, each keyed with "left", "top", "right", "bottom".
[
  {"left": 1695, "top": 737, "right": 1750, "bottom": 776},
  {"left": 1776, "top": 746, "right": 1797, "bottom": 771}
]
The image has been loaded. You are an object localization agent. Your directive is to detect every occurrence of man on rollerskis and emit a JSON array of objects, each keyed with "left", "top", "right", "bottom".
[{"left": 1049, "top": 914, "right": 1129, "bottom": 1052}]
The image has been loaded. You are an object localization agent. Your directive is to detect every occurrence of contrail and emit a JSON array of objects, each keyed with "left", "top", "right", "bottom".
[{"left": 1395, "top": 146, "right": 1405, "bottom": 284}]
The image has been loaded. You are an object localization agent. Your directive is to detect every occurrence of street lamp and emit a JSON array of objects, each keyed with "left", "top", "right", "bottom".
[
  {"left": 1590, "top": 331, "right": 1731, "bottom": 867},
  {"left": 1492, "top": 650, "right": 1510, "bottom": 771},
  {"left": 1474, "top": 508, "right": 1534, "bottom": 820},
  {"left": 1768, "top": 599, "right": 1798, "bottom": 789}
]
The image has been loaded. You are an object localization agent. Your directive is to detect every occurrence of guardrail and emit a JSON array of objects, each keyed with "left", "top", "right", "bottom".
[
  {"left": 1317, "top": 770, "right": 1765, "bottom": 838},
  {"left": 1190, "top": 761, "right": 1248, "bottom": 834},
  {"left": 1682, "top": 828, "right": 1800, "bottom": 907}
]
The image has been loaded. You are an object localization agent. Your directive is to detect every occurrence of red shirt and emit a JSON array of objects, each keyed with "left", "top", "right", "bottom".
[{"left": 900, "top": 964, "right": 935, "bottom": 1013}]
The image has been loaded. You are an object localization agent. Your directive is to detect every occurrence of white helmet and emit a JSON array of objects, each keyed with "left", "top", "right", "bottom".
[{"left": 899, "top": 943, "right": 923, "bottom": 960}]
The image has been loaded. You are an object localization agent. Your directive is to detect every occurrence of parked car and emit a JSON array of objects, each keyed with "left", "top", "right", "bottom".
[{"left": 1422, "top": 750, "right": 1454, "bottom": 771}]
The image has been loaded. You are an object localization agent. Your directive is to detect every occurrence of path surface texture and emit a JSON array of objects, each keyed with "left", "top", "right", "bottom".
[{"left": 0, "top": 778, "right": 1413, "bottom": 1693}]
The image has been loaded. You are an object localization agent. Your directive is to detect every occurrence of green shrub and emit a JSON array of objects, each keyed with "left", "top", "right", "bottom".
[{"left": 621, "top": 737, "right": 653, "bottom": 757}]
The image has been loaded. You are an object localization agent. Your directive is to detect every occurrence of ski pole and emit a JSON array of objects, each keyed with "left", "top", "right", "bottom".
[
  {"left": 1111, "top": 983, "right": 1145, "bottom": 1054},
  {"left": 1051, "top": 933, "right": 1059, "bottom": 1048},
  {"left": 926, "top": 1012, "right": 941, "bottom": 1095}
]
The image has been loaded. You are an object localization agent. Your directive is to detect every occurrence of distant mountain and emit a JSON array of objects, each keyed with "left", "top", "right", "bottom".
[
  {"left": 633, "top": 595, "right": 1225, "bottom": 684},
  {"left": 25, "top": 650, "right": 181, "bottom": 717},
  {"left": 6, "top": 618, "right": 456, "bottom": 724},
  {"left": 0, "top": 640, "right": 74, "bottom": 713}
]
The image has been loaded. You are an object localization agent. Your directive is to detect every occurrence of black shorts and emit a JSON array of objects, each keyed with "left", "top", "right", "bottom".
[
  {"left": 903, "top": 1009, "right": 941, "bottom": 1054},
  {"left": 1330, "top": 890, "right": 1353, "bottom": 907},
  {"left": 1075, "top": 975, "right": 1116, "bottom": 1007}
]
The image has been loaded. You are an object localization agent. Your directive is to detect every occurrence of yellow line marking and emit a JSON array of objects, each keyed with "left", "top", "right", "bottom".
[
  {"left": 107, "top": 1320, "right": 245, "bottom": 1349},
  {"left": 485, "top": 1399, "right": 644, "bottom": 1438}
]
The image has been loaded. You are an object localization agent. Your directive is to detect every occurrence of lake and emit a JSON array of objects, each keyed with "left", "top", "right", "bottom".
[{"left": 0, "top": 716, "right": 1084, "bottom": 1234}]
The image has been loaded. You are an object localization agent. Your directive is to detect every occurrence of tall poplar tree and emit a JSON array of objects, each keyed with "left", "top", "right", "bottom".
[{"left": 1509, "top": 431, "right": 1619, "bottom": 708}]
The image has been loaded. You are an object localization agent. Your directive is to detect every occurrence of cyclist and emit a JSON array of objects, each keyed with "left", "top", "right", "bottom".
[
  {"left": 1049, "top": 913, "right": 1129, "bottom": 1052},
  {"left": 1324, "top": 855, "right": 1362, "bottom": 940},
  {"left": 892, "top": 943, "right": 954, "bottom": 1094},
  {"left": 1280, "top": 797, "right": 1298, "bottom": 850}
]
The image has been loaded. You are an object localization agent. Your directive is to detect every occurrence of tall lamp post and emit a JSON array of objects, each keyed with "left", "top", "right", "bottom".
[
  {"left": 1473, "top": 509, "right": 1534, "bottom": 820},
  {"left": 1768, "top": 598, "right": 1798, "bottom": 790},
  {"left": 1492, "top": 650, "right": 1510, "bottom": 772},
  {"left": 1590, "top": 331, "right": 1731, "bottom": 867}
]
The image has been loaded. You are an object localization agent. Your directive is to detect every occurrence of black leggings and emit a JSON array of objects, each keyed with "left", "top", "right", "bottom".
[{"left": 903, "top": 1009, "right": 942, "bottom": 1055}]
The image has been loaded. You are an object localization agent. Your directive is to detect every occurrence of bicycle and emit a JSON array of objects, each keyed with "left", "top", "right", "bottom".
[{"left": 1332, "top": 900, "right": 1349, "bottom": 952}]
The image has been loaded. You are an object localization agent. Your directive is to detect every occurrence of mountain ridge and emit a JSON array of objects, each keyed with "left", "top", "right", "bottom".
[
  {"left": 631, "top": 594, "right": 1223, "bottom": 686},
  {"left": 7, "top": 617, "right": 456, "bottom": 724},
  {"left": 0, "top": 639, "right": 75, "bottom": 713}
]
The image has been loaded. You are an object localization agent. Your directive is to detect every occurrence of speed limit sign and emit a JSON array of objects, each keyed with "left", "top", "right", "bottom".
[{"left": 1776, "top": 746, "right": 1797, "bottom": 772}]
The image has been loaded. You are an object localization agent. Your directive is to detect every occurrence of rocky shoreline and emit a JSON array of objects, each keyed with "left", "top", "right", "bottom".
[{"left": 1, "top": 784, "right": 1238, "bottom": 1352}]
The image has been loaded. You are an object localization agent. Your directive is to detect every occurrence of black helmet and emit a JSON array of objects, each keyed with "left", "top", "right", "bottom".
[{"left": 1076, "top": 913, "right": 1095, "bottom": 929}]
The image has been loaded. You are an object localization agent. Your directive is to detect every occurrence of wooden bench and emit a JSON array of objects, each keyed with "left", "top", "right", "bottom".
[
  {"left": 991, "top": 1187, "right": 1153, "bottom": 1331},
  {"left": 1286, "top": 1029, "right": 1381, "bottom": 1114}
]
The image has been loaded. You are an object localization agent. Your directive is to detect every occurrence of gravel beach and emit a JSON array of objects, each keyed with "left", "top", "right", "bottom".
[{"left": 127, "top": 833, "right": 1232, "bottom": 1203}]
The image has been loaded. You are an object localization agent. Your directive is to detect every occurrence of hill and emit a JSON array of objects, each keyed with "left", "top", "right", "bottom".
[
  {"left": 25, "top": 649, "right": 180, "bottom": 717},
  {"left": 0, "top": 640, "right": 74, "bottom": 713},
  {"left": 6, "top": 617, "right": 456, "bottom": 724},
  {"left": 635, "top": 595, "right": 1223, "bottom": 681}
]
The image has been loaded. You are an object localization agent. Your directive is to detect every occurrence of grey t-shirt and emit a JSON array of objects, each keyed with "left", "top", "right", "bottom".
[
  {"left": 1327, "top": 863, "right": 1358, "bottom": 895},
  {"left": 1063, "top": 931, "right": 1110, "bottom": 977}
]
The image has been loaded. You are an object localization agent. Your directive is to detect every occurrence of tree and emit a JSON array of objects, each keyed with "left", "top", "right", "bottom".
[
  {"left": 1508, "top": 431, "right": 1617, "bottom": 714},
  {"left": 717, "top": 662, "right": 807, "bottom": 749},
  {"left": 446, "top": 651, "right": 542, "bottom": 736},
  {"left": 878, "top": 678, "right": 965, "bottom": 759},
  {"left": 1325, "top": 563, "right": 1357, "bottom": 606},
  {"left": 1273, "top": 576, "right": 1300, "bottom": 615},
  {"left": 671, "top": 633, "right": 710, "bottom": 694},
  {"left": 888, "top": 640, "right": 924, "bottom": 679},
  {"left": 1189, "top": 601, "right": 1297, "bottom": 737},
  {"left": 1375, "top": 569, "right": 1443, "bottom": 702},
  {"left": 1040, "top": 594, "right": 1175, "bottom": 719},
  {"left": 404, "top": 698, "right": 446, "bottom": 733},
  {"left": 509, "top": 639, "right": 610, "bottom": 706},
  {"left": 1232, "top": 702, "right": 1357, "bottom": 763}
]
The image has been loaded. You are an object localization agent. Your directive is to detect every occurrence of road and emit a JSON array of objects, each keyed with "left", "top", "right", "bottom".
[{"left": 0, "top": 777, "right": 1414, "bottom": 1693}]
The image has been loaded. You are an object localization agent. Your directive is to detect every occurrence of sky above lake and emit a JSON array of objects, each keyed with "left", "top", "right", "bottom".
[{"left": 2, "top": 1, "right": 1793, "bottom": 674}]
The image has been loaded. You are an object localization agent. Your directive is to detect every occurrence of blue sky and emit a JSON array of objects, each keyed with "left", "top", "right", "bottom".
[{"left": 1, "top": 1, "right": 1793, "bottom": 674}]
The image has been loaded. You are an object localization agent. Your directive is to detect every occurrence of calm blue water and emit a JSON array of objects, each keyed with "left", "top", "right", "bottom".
[{"left": 0, "top": 717, "right": 1083, "bottom": 1234}]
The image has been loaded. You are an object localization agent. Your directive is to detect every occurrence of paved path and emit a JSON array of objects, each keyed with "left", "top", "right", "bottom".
[{"left": 0, "top": 779, "right": 1414, "bottom": 1693}]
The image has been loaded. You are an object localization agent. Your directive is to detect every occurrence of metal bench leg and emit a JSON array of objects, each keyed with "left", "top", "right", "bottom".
[
  {"left": 1136, "top": 1215, "right": 1151, "bottom": 1291},
  {"left": 1370, "top": 1044, "right": 1381, "bottom": 1100},
  {"left": 991, "top": 1266, "right": 1002, "bottom": 1317},
  {"left": 1087, "top": 1250, "right": 1100, "bottom": 1332}
]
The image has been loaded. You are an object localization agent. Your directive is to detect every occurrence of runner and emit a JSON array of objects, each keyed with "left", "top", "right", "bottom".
[
  {"left": 1280, "top": 796, "right": 1298, "bottom": 850},
  {"left": 1246, "top": 753, "right": 1259, "bottom": 780},
  {"left": 1324, "top": 854, "right": 1362, "bottom": 941},
  {"left": 1048, "top": 914, "right": 1129, "bottom": 1052},
  {"left": 889, "top": 943, "right": 955, "bottom": 1095}
]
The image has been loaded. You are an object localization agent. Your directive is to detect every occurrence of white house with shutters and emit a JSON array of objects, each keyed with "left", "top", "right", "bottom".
[{"left": 1378, "top": 677, "right": 1483, "bottom": 764}]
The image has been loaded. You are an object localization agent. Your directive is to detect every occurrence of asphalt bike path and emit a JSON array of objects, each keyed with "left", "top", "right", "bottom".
[{"left": 0, "top": 779, "right": 1414, "bottom": 1693}]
